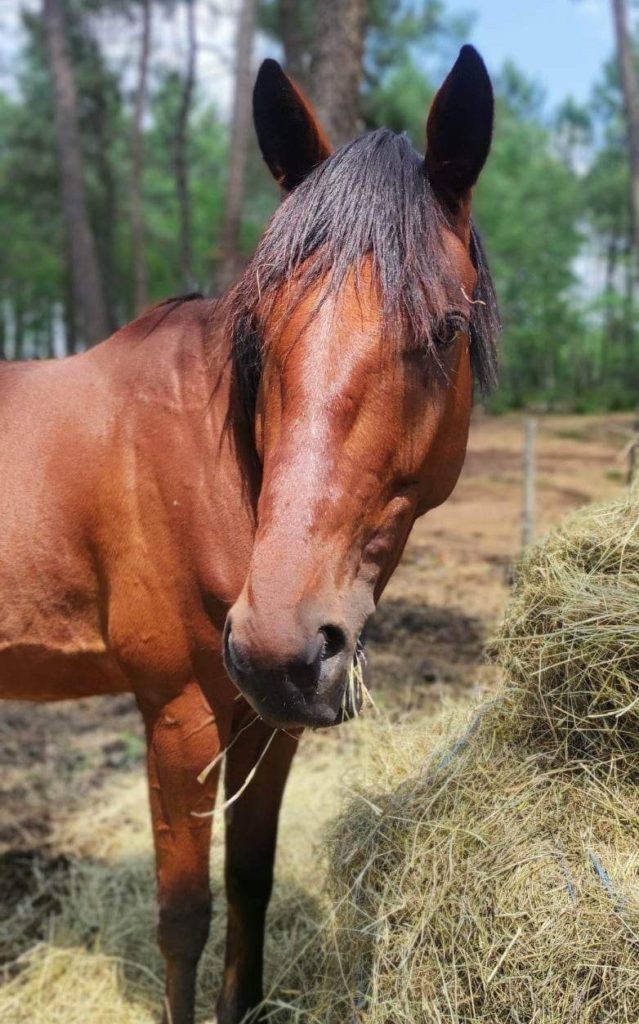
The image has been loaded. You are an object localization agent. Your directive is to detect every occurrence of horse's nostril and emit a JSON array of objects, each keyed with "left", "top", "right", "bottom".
[
  {"left": 224, "top": 628, "right": 237, "bottom": 670},
  {"left": 224, "top": 627, "right": 249, "bottom": 677},
  {"left": 319, "top": 624, "right": 347, "bottom": 660}
]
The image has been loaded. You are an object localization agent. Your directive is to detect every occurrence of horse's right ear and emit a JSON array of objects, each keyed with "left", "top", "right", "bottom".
[{"left": 253, "top": 59, "right": 332, "bottom": 192}]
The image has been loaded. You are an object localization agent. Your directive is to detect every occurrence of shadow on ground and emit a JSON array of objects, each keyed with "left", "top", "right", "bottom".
[{"left": 365, "top": 596, "right": 486, "bottom": 711}]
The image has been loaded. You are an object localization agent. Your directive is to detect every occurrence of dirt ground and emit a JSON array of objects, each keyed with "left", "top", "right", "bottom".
[
  {"left": 0, "top": 411, "right": 632, "bottom": 1021},
  {"left": 367, "top": 410, "right": 630, "bottom": 708}
]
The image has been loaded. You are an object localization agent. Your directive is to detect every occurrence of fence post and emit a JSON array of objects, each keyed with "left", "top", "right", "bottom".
[
  {"left": 628, "top": 440, "right": 639, "bottom": 488},
  {"left": 522, "top": 417, "right": 537, "bottom": 551}
]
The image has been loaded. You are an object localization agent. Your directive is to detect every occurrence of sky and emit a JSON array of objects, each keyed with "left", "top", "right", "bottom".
[{"left": 446, "top": 0, "right": 614, "bottom": 107}]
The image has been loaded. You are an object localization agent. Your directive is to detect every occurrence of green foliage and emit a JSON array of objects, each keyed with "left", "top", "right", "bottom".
[
  {"left": 475, "top": 74, "right": 585, "bottom": 408},
  {"left": 0, "top": 0, "right": 637, "bottom": 411},
  {"left": 364, "top": 54, "right": 434, "bottom": 143},
  {"left": 142, "top": 72, "right": 229, "bottom": 298},
  {"left": 0, "top": 4, "right": 234, "bottom": 349},
  {"left": 362, "top": 0, "right": 471, "bottom": 130},
  {"left": 0, "top": 6, "right": 124, "bottom": 349}
]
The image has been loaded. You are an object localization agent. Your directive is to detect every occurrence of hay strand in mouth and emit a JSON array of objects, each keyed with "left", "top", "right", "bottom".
[{"left": 342, "top": 641, "right": 376, "bottom": 720}]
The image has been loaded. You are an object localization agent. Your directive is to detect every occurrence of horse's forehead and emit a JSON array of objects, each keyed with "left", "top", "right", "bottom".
[{"left": 255, "top": 224, "right": 477, "bottom": 384}]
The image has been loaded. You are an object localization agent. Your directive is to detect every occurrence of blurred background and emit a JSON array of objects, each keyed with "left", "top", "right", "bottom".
[{"left": 0, "top": 0, "right": 638, "bottom": 413}]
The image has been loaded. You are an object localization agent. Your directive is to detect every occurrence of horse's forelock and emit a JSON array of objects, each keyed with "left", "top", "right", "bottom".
[{"left": 231, "top": 128, "right": 500, "bottom": 418}]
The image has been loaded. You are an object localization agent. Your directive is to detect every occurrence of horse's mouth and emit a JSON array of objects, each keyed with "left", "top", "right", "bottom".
[
  {"left": 333, "top": 639, "right": 368, "bottom": 725},
  {"left": 225, "top": 629, "right": 370, "bottom": 731}
]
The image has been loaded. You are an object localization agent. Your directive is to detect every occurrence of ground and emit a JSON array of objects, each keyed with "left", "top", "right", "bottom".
[{"left": 0, "top": 411, "right": 631, "bottom": 1022}]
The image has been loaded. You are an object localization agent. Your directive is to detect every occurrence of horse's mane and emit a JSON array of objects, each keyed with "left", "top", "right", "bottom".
[{"left": 230, "top": 127, "right": 500, "bottom": 418}]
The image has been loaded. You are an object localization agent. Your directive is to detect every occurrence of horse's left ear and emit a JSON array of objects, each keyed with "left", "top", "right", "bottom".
[
  {"left": 253, "top": 59, "right": 332, "bottom": 192},
  {"left": 425, "top": 45, "right": 493, "bottom": 203}
]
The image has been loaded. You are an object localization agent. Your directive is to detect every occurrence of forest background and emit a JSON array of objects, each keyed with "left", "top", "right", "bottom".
[{"left": 2, "top": 0, "right": 639, "bottom": 412}]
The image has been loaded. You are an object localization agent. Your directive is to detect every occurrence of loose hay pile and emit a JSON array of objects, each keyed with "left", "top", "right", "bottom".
[{"left": 293, "top": 496, "right": 639, "bottom": 1024}]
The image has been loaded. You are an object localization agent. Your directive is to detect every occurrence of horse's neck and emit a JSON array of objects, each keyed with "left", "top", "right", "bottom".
[{"left": 97, "top": 296, "right": 258, "bottom": 603}]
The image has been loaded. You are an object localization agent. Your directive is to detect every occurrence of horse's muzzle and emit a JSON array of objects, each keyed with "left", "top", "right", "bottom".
[{"left": 223, "top": 616, "right": 362, "bottom": 729}]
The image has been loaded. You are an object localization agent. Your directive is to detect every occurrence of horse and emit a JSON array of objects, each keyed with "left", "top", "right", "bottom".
[{"left": 0, "top": 44, "right": 499, "bottom": 1024}]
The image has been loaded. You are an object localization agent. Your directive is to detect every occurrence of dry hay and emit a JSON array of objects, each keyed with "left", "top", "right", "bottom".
[{"left": 275, "top": 495, "right": 639, "bottom": 1024}]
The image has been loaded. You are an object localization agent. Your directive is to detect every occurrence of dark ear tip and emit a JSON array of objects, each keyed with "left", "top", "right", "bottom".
[
  {"left": 455, "top": 45, "right": 491, "bottom": 84},
  {"left": 256, "top": 58, "right": 284, "bottom": 85},
  {"left": 458, "top": 43, "right": 482, "bottom": 61},
  {"left": 254, "top": 59, "right": 290, "bottom": 117}
]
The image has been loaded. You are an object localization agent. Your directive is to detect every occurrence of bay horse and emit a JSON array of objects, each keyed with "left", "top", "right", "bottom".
[{"left": 0, "top": 45, "right": 498, "bottom": 1024}]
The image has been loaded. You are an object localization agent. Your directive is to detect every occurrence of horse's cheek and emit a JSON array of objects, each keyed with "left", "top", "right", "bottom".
[{"left": 417, "top": 345, "right": 473, "bottom": 512}]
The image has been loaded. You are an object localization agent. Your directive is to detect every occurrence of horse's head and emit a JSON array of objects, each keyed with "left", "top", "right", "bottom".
[{"left": 224, "top": 46, "right": 499, "bottom": 729}]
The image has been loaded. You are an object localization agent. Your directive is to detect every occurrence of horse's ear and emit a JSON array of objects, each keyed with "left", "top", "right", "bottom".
[
  {"left": 253, "top": 59, "right": 332, "bottom": 192},
  {"left": 425, "top": 45, "right": 493, "bottom": 203}
]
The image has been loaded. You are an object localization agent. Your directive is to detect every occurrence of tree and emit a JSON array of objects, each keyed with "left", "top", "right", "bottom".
[
  {"left": 611, "top": 0, "right": 639, "bottom": 256},
  {"left": 173, "top": 0, "right": 197, "bottom": 291},
  {"left": 278, "top": 0, "right": 308, "bottom": 84},
  {"left": 582, "top": 54, "right": 639, "bottom": 401},
  {"left": 215, "top": 0, "right": 257, "bottom": 290},
  {"left": 130, "top": 0, "right": 152, "bottom": 312},
  {"left": 310, "top": 0, "right": 367, "bottom": 144},
  {"left": 0, "top": 0, "right": 632, "bottom": 410},
  {"left": 42, "top": 0, "right": 109, "bottom": 345},
  {"left": 260, "top": 2, "right": 467, "bottom": 143}
]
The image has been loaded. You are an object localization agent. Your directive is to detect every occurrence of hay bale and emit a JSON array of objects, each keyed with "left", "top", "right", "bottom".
[{"left": 300, "top": 496, "right": 639, "bottom": 1023}]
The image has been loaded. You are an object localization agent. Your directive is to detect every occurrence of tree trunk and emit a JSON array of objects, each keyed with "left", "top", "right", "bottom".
[
  {"left": 93, "top": 56, "right": 118, "bottom": 332},
  {"left": 64, "top": 273, "right": 77, "bottom": 356},
  {"left": 42, "top": 0, "right": 109, "bottom": 346},
  {"left": 311, "top": 0, "right": 367, "bottom": 145},
  {"left": 46, "top": 302, "right": 56, "bottom": 358},
  {"left": 216, "top": 0, "right": 257, "bottom": 292},
  {"left": 14, "top": 293, "right": 24, "bottom": 361},
  {"left": 279, "top": 0, "right": 306, "bottom": 84},
  {"left": 611, "top": 0, "right": 639, "bottom": 258},
  {"left": 131, "top": 0, "right": 152, "bottom": 313},
  {"left": 602, "top": 231, "right": 619, "bottom": 381},
  {"left": 0, "top": 286, "right": 5, "bottom": 360},
  {"left": 174, "top": 0, "right": 197, "bottom": 291},
  {"left": 623, "top": 229, "right": 638, "bottom": 390}
]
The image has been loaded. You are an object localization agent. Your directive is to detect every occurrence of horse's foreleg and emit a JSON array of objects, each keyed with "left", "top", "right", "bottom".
[
  {"left": 217, "top": 713, "right": 299, "bottom": 1024},
  {"left": 141, "top": 681, "right": 229, "bottom": 1024}
]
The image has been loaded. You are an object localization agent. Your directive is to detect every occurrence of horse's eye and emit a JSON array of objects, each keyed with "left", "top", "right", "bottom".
[{"left": 435, "top": 314, "right": 468, "bottom": 348}]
